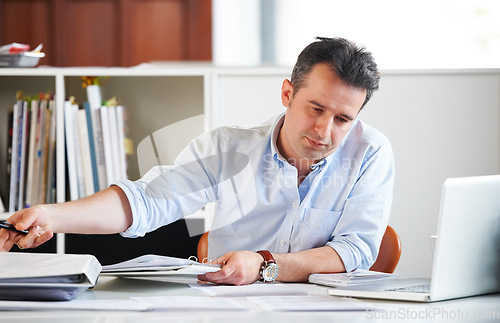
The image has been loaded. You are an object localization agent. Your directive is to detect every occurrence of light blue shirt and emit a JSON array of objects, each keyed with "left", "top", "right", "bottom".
[{"left": 115, "top": 113, "right": 394, "bottom": 272}]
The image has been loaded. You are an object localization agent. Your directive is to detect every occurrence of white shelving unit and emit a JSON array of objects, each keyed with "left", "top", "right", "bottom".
[{"left": 0, "top": 64, "right": 213, "bottom": 252}]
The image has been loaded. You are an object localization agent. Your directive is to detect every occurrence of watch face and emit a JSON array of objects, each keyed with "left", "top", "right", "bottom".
[{"left": 262, "top": 263, "right": 279, "bottom": 282}]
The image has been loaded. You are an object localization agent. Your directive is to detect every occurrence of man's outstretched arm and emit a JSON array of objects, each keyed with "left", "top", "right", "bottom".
[{"left": 0, "top": 186, "right": 133, "bottom": 251}]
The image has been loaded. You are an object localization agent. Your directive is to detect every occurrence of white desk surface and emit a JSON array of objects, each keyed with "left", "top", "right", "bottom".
[{"left": 1, "top": 277, "right": 499, "bottom": 322}]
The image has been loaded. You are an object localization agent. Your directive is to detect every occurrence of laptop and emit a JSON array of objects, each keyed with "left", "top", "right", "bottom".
[{"left": 328, "top": 175, "right": 500, "bottom": 302}]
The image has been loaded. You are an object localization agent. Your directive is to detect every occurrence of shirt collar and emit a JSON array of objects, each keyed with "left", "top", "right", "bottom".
[
  {"left": 271, "top": 113, "right": 286, "bottom": 167},
  {"left": 269, "top": 112, "right": 333, "bottom": 170},
  {"left": 311, "top": 158, "right": 327, "bottom": 170}
]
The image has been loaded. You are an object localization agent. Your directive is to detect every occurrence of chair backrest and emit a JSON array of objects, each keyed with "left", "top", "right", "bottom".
[
  {"left": 197, "top": 231, "right": 209, "bottom": 261},
  {"left": 197, "top": 225, "right": 402, "bottom": 273},
  {"left": 369, "top": 225, "right": 402, "bottom": 273}
]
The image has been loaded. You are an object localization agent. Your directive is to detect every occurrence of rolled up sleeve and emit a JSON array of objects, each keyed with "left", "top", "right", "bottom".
[{"left": 327, "top": 136, "right": 395, "bottom": 272}]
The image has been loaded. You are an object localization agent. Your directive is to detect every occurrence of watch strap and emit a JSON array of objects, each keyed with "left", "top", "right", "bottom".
[{"left": 257, "top": 250, "right": 276, "bottom": 264}]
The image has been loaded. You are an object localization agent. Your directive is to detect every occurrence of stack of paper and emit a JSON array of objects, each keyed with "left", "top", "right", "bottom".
[
  {"left": 101, "top": 254, "right": 221, "bottom": 283},
  {"left": 0, "top": 252, "right": 101, "bottom": 301},
  {"left": 308, "top": 269, "right": 396, "bottom": 287}
]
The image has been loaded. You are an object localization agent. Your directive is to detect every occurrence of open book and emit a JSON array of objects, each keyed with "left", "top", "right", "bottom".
[
  {"left": 308, "top": 269, "right": 396, "bottom": 287},
  {"left": 101, "top": 254, "right": 221, "bottom": 283},
  {"left": 0, "top": 252, "right": 101, "bottom": 301}
]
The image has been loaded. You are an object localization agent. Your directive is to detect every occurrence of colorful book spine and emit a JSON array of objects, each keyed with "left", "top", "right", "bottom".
[{"left": 84, "top": 102, "right": 99, "bottom": 193}]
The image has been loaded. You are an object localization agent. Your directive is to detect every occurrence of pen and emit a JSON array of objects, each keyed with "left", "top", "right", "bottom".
[{"left": 0, "top": 221, "right": 28, "bottom": 235}]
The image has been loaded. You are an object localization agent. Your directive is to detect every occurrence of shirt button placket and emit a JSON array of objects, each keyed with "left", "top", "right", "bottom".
[{"left": 276, "top": 165, "right": 300, "bottom": 253}]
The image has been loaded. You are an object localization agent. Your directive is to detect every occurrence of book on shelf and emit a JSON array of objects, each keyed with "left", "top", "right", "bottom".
[
  {"left": 107, "top": 105, "right": 121, "bottom": 183},
  {"left": 7, "top": 96, "right": 57, "bottom": 211},
  {"left": 32, "top": 100, "right": 50, "bottom": 207},
  {"left": 83, "top": 102, "right": 100, "bottom": 193},
  {"left": 85, "top": 85, "right": 108, "bottom": 191},
  {"left": 115, "top": 105, "right": 128, "bottom": 180},
  {"left": 4, "top": 108, "right": 14, "bottom": 211},
  {"left": 17, "top": 101, "right": 28, "bottom": 211},
  {"left": 24, "top": 99, "right": 39, "bottom": 208},
  {"left": 71, "top": 103, "right": 85, "bottom": 199},
  {"left": 31, "top": 100, "right": 45, "bottom": 207},
  {"left": 40, "top": 100, "right": 53, "bottom": 204},
  {"left": 99, "top": 106, "right": 114, "bottom": 187},
  {"left": 83, "top": 84, "right": 129, "bottom": 189},
  {"left": 45, "top": 100, "right": 57, "bottom": 204},
  {"left": 64, "top": 100, "right": 80, "bottom": 201},
  {"left": 8, "top": 101, "right": 20, "bottom": 212},
  {"left": 76, "top": 109, "right": 95, "bottom": 197},
  {"left": 99, "top": 105, "right": 128, "bottom": 186},
  {"left": 63, "top": 97, "right": 129, "bottom": 200},
  {"left": 8, "top": 100, "right": 29, "bottom": 212},
  {"left": 3, "top": 87, "right": 130, "bottom": 210}
]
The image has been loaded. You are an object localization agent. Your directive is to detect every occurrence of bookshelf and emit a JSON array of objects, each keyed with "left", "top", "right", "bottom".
[{"left": 0, "top": 64, "right": 212, "bottom": 256}]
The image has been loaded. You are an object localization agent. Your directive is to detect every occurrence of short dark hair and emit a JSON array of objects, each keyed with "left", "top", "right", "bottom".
[{"left": 290, "top": 37, "right": 380, "bottom": 109}]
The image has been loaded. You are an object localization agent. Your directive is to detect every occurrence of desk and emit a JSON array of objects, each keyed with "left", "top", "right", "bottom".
[{"left": 1, "top": 277, "right": 499, "bottom": 322}]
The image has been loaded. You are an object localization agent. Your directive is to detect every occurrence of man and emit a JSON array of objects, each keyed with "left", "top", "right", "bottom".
[{"left": 0, "top": 37, "right": 394, "bottom": 286}]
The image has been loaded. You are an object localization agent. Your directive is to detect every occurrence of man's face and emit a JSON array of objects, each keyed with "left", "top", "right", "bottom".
[{"left": 278, "top": 63, "right": 367, "bottom": 167}]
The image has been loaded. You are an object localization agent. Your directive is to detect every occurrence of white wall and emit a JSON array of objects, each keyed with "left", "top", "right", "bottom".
[
  {"left": 212, "top": 68, "right": 500, "bottom": 278},
  {"left": 272, "top": 0, "right": 500, "bottom": 69},
  {"left": 212, "top": 0, "right": 500, "bottom": 69},
  {"left": 212, "top": 0, "right": 261, "bottom": 66},
  {"left": 361, "top": 70, "right": 500, "bottom": 277}
]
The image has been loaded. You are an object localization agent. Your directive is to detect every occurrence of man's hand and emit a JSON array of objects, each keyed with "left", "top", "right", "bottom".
[
  {"left": 0, "top": 205, "right": 54, "bottom": 252},
  {"left": 197, "top": 246, "right": 346, "bottom": 285},
  {"left": 198, "top": 251, "right": 264, "bottom": 285}
]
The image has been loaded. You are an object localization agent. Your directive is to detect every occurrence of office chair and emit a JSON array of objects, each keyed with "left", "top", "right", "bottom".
[
  {"left": 197, "top": 225, "right": 402, "bottom": 274},
  {"left": 197, "top": 230, "right": 209, "bottom": 263},
  {"left": 369, "top": 225, "right": 402, "bottom": 273}
]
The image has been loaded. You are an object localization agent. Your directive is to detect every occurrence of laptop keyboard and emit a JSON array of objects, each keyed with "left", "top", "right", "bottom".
[{"left": 386, "top": 283, "right": 431, "bottom": 294}]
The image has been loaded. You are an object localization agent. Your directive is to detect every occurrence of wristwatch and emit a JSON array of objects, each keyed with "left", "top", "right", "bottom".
[{"left": 257, "top": 250, "right": 279, "bottom": 283}]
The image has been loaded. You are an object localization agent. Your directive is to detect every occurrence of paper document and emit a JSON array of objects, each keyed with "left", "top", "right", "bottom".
[
  {"left": 247, "top": 295, "right": 375, "bottom": 311},
  {"left": 0, "top": 299, "right": 148, "bottom": 311},
  {"left": 101, "top": 254, "right": 221, "bottom": 283},
  {"left": 102, "top": 254, "right": 193, "bottom": 272},
  {"left": 308, "top": 269, "right": 396, "bottom": 287},
  {"left": 131, "top": 296, "right": 248, "bottom": 311},
  {"left": 0, "top": 297, "right": 246, "bottom": 312},
  {"left": 102, "top": 254, "right": 220, "bottom": 272},
  {"left": 190, "top": 282, "right": 319, "bottom": 297}
]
